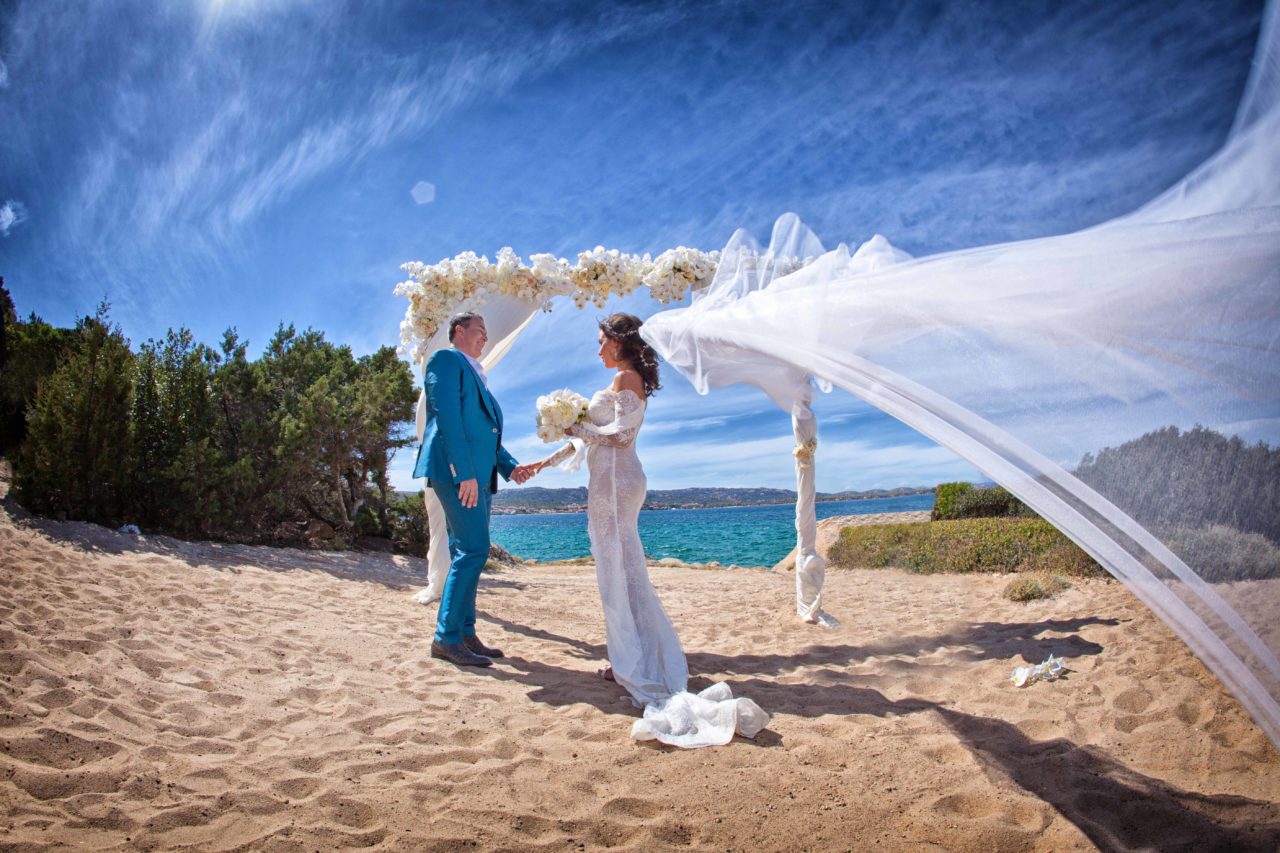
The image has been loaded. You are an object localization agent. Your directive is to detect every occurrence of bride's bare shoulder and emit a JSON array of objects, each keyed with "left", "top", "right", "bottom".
[{"left": 610, "top": 369, "right": 646, "bottom": 399}]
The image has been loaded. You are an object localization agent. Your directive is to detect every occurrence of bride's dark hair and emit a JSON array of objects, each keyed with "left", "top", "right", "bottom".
[{"left": 600, "top": 313, "right": 661, "bottom": 397}]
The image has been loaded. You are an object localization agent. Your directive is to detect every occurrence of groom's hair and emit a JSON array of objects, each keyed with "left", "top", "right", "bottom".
[{"left": 448, "top": 312, "right": 483, "bottom": 342}]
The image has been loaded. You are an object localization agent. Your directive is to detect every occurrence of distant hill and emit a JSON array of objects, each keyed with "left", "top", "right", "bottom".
[
  {"left": 464, "top": 485, "right": 937, "bottom": 514},
  {"left": 493, "top": 486, "right": 589, "bottom": 513}
]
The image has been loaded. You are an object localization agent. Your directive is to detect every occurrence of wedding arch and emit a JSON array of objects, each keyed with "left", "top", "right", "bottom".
[
  {"left": 397, "top": 4, "right": 1280, "bottom": 750},
  {"left": 393, "top": 241, "right": 837, "bottom": 627}
]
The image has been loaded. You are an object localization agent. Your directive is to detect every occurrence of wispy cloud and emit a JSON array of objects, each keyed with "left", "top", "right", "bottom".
[
  {"left": 641, "top": 414, "right": 732, "bottom": 436},
  {"left": 0, "top": 1, "right": 717, "bottom": 344},
  {"left": 0, "top": 199, "right": 27, "bottom": 236},
  {"left": 2, "top": 0, "right": 1262, "bottom": 494}
]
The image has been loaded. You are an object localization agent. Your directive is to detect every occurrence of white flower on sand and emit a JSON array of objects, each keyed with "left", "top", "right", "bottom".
[{"left": 536, "top": 389, "right": 590, "bottom": 443}]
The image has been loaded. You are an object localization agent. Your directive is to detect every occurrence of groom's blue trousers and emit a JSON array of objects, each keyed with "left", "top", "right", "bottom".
[{"left": 430, "top": 478, "right": 493, "bottom": 644}]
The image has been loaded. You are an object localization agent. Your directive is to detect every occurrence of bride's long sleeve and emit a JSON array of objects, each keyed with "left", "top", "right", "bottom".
[
  {"left": 569, "top": 392, "right": 644, "bottom": 448},
  {"left": 540, "top": 441, "right": 578, "bottom": 467}
]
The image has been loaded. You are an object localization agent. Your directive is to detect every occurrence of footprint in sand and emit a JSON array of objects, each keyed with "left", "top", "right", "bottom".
[
  {"left": 2, "top": 728, "right": 122, "bottom": 769},
  {"left": 1113, "top": 685, "right": 1153, "bottom": 714},
  {"left": 1173, "top": 699, "right": 1203, "bottom": 725},
  {"left": 9, "top": 766, "right": 127, "bottom": 800},
  {"left": 601, "top": 796, "right": 664, "bottom": 821},
  {"left": 67, "top": 696, "right": 109, "bottom": 719},
  {"left": 317, "top": 792, "right": 379, "bottom": 829},
  {"left": 932, "top": 791, "right": 1000, "bottom": 820},
  {"left": 204, "top": 692, "right": 245, "bottom": 708},
  {"left": 271, "top": 775, "right": 326, "bottom": 801},
  {"left": 0, "top": 649, "right": 32, "bottom": 676},
  {"left": 32, "top": 687, "right": 77, "bottom": 710}
]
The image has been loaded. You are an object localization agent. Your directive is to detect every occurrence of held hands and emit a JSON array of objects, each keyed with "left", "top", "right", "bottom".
[
  {"left": 511, "top": 463, "right": 543, "bottom": 485},
  {"left": 460, "top": 463, "right": 543, "bottom": 505}
]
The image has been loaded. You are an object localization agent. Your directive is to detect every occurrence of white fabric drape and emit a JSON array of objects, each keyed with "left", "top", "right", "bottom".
[
  {"left": 641, "top": 217, "right": 912, "bottom": 626},
  {"left": 643, "top": 6, "right": 1280, "bottom": 748}
]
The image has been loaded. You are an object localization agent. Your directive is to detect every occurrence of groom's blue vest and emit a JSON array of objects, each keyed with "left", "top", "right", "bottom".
[{"left": 413, "top": 348, "right": 517, "bottom": 493}]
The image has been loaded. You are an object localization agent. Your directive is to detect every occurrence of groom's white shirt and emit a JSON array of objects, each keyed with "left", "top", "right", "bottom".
[{"left": 456, "top": 347, "right": 489, "bottom": 387}]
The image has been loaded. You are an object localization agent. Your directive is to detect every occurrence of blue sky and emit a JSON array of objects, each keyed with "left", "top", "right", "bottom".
[{"left": 0, "top": 0, "right": 1264, "bottom": 492}]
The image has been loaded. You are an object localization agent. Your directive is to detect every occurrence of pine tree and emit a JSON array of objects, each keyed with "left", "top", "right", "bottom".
[
  {"left": 0, "top": 284, "right": 75, "bottom": 454},
  {"left": 15, "top": 305, "right": 134, "bottom": 522}
]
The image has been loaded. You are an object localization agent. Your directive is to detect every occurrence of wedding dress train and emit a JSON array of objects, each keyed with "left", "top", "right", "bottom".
[{"left": 549, "top": 388, "right": 769, "bottom": 748}]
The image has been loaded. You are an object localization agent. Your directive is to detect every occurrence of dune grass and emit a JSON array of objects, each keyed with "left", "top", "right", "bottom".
[{"left": 1004, "top": 572, "right": 1074, "bottom": 602}]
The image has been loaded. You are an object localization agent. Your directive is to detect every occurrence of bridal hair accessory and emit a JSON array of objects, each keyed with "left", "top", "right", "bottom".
[{"left": 1010, "top": 655, "right": 1065, "bottom": 688}]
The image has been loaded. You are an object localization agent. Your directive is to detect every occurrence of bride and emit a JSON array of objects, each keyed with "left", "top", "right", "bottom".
[{"left": 531, "top": 313, "right": 769, "bottom": 748}]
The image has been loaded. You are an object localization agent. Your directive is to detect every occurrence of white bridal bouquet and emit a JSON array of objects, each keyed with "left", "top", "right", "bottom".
[{"left": 536, "top": 389, "right": 590, "bottom": 442}]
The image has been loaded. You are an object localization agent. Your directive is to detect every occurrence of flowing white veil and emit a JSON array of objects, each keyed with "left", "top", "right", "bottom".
[{"left": 643, "top": 4, "right": 1280, "bottom": 747}]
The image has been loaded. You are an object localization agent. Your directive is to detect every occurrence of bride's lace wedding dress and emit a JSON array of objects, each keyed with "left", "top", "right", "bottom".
[{"left": 547, "top": 388, "right": 769, "bottom": 748}]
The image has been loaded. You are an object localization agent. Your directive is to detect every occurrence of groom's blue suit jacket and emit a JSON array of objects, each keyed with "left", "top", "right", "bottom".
[{"left": 412, "top": 348, "right": 518, "bottom": 493}]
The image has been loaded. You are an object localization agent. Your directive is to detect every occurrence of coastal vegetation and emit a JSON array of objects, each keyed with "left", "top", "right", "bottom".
[
  {"left": 828, "top": 516, "right": 1104, "bottom": 578},
  {"left": 1074, "top": 426, "right": 1280, "bottom": 582},
  {"left": 835, "top": 427, "right": 1280, "bottom": 593},
  {"left": 1, "top": 283, "right": 418, "bottom": 548},
  {"left": 1075, "top": 425, "right": 1280, "bottom": 543},
  {"left": 931, "top": 482, "right": 1032, "bottom": 521}
]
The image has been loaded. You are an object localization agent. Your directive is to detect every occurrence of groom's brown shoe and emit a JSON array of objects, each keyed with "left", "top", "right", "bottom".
[
  {"left": 431, "top": 640, "right": 492, "bottom": 667},
  {"left": 463, "top": 635, "right": 504, "bottom": 658}
]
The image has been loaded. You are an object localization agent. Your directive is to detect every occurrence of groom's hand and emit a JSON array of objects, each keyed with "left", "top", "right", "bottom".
[
  {"left": 511, "top": 464, "right": 537, "bottom": 484},
  {"left": 458, "top": 478, "right": 479, "bottom": 508}
]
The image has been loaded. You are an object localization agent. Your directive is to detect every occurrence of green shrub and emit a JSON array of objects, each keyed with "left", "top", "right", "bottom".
[
  {"left": 951, "top": 485, "right": 1034, "bottom": 519},
  {"left": 1163, "top": 524, "right": 1280, "bottom": 582},
  {"left": 1004, "top": 572, "right": 1072, "bottom": 602},
  {"left": 931, "top": 482, "right": 973, "bottom": 520},
  {"left": 829, "top": 516, "right": 1104, "bottom": 577},
  {"left": 388, "top": 491, "right": 429, "bottom": 554}
]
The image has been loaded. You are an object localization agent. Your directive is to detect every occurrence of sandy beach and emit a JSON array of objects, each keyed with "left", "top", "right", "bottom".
[{"left": 2, "top": 493, "right": 1279, "bottom": 851}]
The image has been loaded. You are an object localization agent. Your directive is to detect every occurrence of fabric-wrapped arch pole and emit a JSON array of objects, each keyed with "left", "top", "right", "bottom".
[
  {"left": 641, "top": 213, "right": 845, "bottom": 627},
  {"left": 791, "top": 385, "right": 834, "bottom": 627}
]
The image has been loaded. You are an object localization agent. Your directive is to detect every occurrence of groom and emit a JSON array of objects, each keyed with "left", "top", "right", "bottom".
[{"left": 414, "top": 312, "right": 534, "bottom": 668}]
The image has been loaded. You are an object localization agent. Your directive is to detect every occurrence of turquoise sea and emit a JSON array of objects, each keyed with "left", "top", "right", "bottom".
[{"left": 491, "top": 492, "right": 936, "bottom": 567}]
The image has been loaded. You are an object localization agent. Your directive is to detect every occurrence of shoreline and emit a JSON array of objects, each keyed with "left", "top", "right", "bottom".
[
  {"left": 489, "top": 489, "right": 937, "bottom": 516},
  {"left": 493, "top": 492, "right": 936, "bottom": 516}
]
